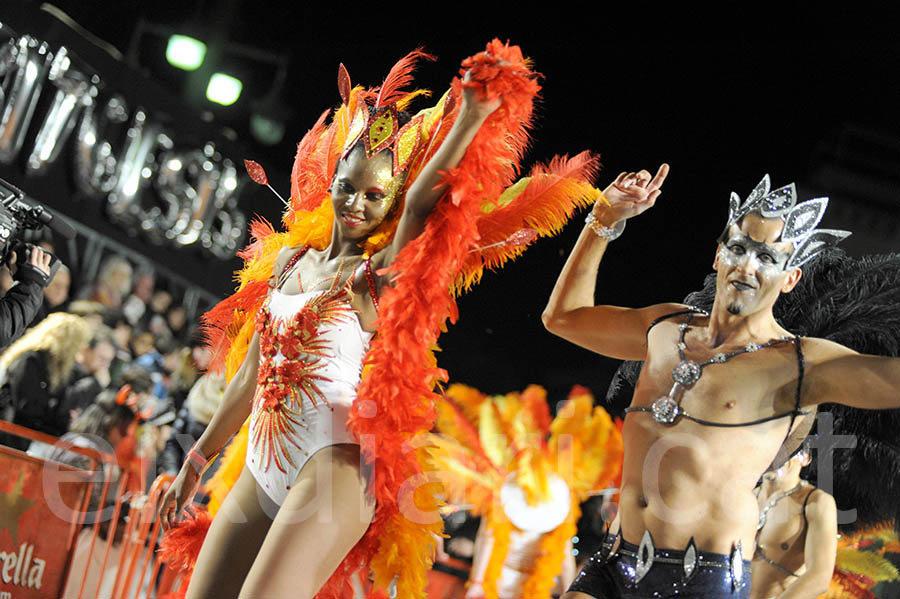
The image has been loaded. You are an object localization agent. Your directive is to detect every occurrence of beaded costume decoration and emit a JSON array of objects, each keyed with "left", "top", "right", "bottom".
[{"left": 251, "top": 259, "right": 357, "bottom": 473}]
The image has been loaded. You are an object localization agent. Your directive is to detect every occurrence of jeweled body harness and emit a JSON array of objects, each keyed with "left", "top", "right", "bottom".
[
  {"left": 624, "top": 309, "right": 808, "bottom": 430},
  {"left": 754, "top": 484, "right": 817, "bottom": 578}
]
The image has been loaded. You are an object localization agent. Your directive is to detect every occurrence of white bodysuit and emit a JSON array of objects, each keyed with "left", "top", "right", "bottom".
[{"left": 246, "top": 284, "right": 372, "bottom": 506}]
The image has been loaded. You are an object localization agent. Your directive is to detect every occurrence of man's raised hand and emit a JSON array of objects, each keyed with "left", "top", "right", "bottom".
[{"left": 596, "top": 163, "right": 669, "bottom": 224}]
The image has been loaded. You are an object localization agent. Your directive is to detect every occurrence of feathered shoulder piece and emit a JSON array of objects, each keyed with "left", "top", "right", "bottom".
[{"left": 550, "top": 385, "right": 624, "bottom": 502}]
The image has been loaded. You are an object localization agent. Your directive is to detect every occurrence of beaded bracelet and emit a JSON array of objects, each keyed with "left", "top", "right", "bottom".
[{"left": 585, "top": 212, "right": 626, "bottom": 241}]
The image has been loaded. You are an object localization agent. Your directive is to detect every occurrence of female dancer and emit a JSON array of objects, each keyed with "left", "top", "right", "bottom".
[{"left": 158, "top": 41, "right": 603, "bottom": 599}]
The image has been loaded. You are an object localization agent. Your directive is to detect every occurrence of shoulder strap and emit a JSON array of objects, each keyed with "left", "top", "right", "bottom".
[
  {"left": 794, "top": 336, "right": 805, "bottom": 411},
  {"left": 274, "top": 246, "right": 310, "bottom": 290},
  {"left": 363, "top": 257, "right": 379, "bottom": 313},
  {"left": 646, "top": 306, "right": 706, "bottom": 336}
]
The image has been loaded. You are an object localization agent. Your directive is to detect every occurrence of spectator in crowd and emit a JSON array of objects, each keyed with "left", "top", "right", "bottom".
[
  {"left": 82, "top": 255, "right": 132, "bottom": 309},
  {"left": 166, "top": 304, "right": 188, "bottom": 342},
  {"left": 67, "top": 299, "right": 108, "bottom": 328},
  {"left": 134, "top": 330, "right": 183, "bottom": 401},
  {"left": 110, "top": 315, "right": 133, "bottom": 362},
  {"left": 33, "top": 391, "right": 143, "bottom": 599},
  {"left": 130, "top": 330, "right": 155, "bottom": 360},
  {"left": 141, "top": 287, "right": 174, "bottom": 335},
  {"left": 0, "top": 312, "right": 91, "bottom": 449},
  {"left": 116, "top": 365, "right": 155, "bottom": 408},
  {"left": 122, "top": 270, "right": 154, "bottom": 327},
  {"left": 28, "top": 389, "right": 135, "bottom": 522},
  {"left": 63, "top": 326, "right": 118, "bottom": 421},
  {"left": 29, "top": 263, "right": 71, "bottom": 327},
  {"left": 166, "top": 344, "right": 200, "bottom": 411},
  {"left": 158, "top": 358, "right": 225, "bottom": 476}
]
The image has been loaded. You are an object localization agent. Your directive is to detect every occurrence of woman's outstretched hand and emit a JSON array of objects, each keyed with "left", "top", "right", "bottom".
[
  {"left": 158, "top": 460, "right": 202, "bottom": 531},
  {"left": 460, "top": 69, "right": 503, "bottom": 120}
]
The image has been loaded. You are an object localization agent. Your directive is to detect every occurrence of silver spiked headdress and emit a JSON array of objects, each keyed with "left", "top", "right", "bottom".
[{"left": 719, "top": 174, "right": 851, "bottom": 269}]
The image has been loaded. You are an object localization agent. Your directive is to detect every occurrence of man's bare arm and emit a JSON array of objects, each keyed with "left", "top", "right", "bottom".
[
  {"left": 775, "top": 491, "right": 837, "bottom": 599},
  {"left": 803, "top": 338, "right": 900, "bottom": 410},
  {"left": 543, "top": 165, "right": 680, "bottom": 361}
]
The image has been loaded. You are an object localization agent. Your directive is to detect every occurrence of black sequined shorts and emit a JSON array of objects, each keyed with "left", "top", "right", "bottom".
[{"left": 567, "top": 535, "right": 751, "bottom": 599}]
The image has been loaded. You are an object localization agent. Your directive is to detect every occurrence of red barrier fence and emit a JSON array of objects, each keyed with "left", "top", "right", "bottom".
[{"left": 0, "top": 422, "right": 184, "bottom": 598}]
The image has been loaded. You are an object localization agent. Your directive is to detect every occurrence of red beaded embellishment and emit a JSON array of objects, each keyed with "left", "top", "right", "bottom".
[
  {"left": 364, "top": 257, "right": 379, "bottom": 313},
  {"left": 251, "top": 257, "right": 356, "bottom": 473}
]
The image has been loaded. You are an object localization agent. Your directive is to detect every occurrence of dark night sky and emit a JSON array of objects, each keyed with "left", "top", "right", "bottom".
[{"left": 7, "top": 2, "right": 900, "bottom": 408}]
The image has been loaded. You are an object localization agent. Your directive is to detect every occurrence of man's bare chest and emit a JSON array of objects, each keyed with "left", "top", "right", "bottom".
[{"left": 636, "top": 322, "right": 802, "bottom": 424}]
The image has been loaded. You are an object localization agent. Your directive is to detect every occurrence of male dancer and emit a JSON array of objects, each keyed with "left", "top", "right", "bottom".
[
  {"left": 751, "top": 443, "right": 837, "bottom": 599},
  {"left": 544, "top": 165, "right": 900, "bottom": 598}
]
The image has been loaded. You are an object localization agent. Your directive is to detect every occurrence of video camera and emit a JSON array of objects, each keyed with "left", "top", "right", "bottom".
[{"left": 0, "top": 177, "right": 75, "bottom": 278}]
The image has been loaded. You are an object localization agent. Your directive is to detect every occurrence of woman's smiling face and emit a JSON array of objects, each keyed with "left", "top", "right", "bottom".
[{"left": 330, "top": 145, "right": 399, "bottom": 240}]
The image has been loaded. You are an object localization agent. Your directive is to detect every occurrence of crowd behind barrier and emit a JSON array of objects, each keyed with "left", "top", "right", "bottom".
[{"left": 0, "top": 227, "right": 224, "bottom": 597}]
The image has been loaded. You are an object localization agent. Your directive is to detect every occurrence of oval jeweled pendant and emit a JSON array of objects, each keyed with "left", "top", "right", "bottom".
[
  {"left": 672, "top": 359, "right": 702, "bottom": 386},
  {"left": 651, "top": 396, "right": 680, "bottom": 424}
]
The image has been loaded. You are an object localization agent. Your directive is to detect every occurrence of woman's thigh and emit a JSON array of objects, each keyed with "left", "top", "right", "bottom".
[
  {"left": 240, "top": 444, "right": 374, "bottom": 599},
  {"left": 186, "top": 465, "right": 276, "bottom": 599}
]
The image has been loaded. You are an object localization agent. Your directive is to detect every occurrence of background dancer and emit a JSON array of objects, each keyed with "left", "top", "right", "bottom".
[
  {"left": 544, "top": 167, "right": 900, "bottom": 599},
  {"left": 751, "top": 442, "right": 837, "bottom": 599},
  {"left": 604, "top": 245, "right": 900, "bottom": 599},
  {"left": 427, "top": 384, "right": 622, "bottom": 599}
]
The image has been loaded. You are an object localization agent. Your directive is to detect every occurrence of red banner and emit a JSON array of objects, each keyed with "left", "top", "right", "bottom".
[{"left": 0, "top": 447, "right": 89, "bottom": 599}]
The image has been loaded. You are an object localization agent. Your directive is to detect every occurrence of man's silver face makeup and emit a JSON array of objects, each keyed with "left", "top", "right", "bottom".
[{"left": 718, "top": 232, "right": 791, "bottom": 282}]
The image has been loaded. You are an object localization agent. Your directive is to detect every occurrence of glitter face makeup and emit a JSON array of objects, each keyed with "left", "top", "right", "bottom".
[
  {"left": 718, "top": 232, "right": 791, "bottom": 280},
  {"left": 331, "top": 146, "right": 403, "bottom": 239},
  {"left": 714, "top": 218, "right": 798, "bottom": 317}
]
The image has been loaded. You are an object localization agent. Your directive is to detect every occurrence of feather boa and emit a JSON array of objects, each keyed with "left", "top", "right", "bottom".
[
  {"left": 320, "top": 40, "right": 543, "bottom": 599},
  {"left": 520, "top": 510, "right": 578, "bottom": 599},
  {"left": 482, "top": 506, "right": 512, "bottom": 599}
]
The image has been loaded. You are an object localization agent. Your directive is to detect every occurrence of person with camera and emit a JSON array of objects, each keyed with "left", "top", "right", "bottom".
[{"left": 0, "top": 245, "right": 53, "bottom": 347}]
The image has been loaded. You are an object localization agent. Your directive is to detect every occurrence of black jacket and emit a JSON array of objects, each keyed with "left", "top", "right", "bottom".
[
  {"left": 157, "top": 404, "right": 208, "bottom": 476},
  {"left": 0, "top": 263, "right": 50, "bottom": 349},
  {"left": 0, "top": 350, "right": 70, "bottom": 450}
]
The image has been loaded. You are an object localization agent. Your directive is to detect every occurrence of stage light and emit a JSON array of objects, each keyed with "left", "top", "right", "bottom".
[
  {"left": 165, "top": 35, "right": 206, "bottom": 71},
  {"left": 206, "top": 73, "right": 242, "bottom": 106},
  {"left": 250, "top": 113, "right": 286, "bottom": 145}
]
